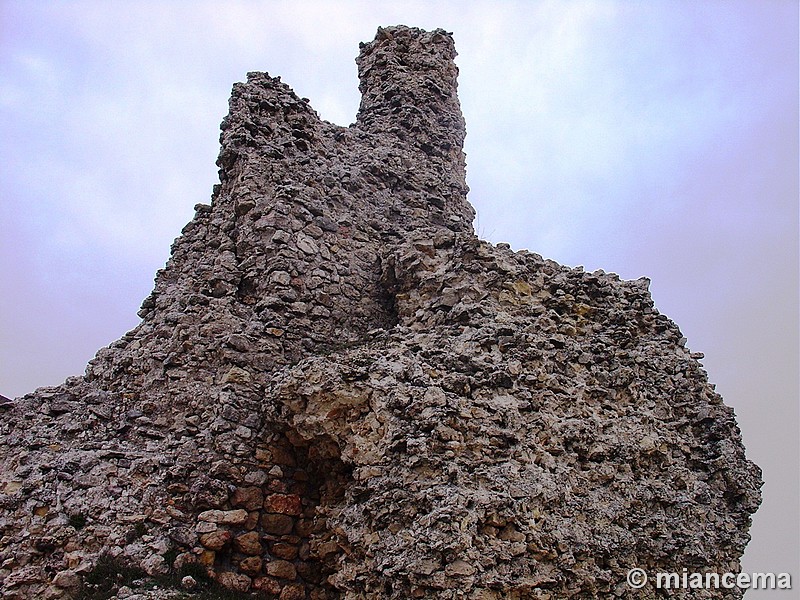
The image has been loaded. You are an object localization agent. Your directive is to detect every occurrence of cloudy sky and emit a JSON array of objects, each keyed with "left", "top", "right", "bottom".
[{"left": 1, "top": 0, "right": 797, "bottom": 591}]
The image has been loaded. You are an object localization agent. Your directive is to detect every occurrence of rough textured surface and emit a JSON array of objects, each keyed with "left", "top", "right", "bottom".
[{"left": 0, "top": 26, "right": 760, "bottom": 600}]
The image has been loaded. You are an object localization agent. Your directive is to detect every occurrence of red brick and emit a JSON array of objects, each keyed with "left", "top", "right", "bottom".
[{"left": 265, "top": 493, "right": 303, "bottom": 516}]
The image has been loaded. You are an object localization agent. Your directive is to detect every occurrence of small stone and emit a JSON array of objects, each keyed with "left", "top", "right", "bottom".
[
  {"left": 266, "top": 559, "right": 297, "bottom": 580},
  {"left": 141, "top": 554, "right": 168, "bottom": 576},
  {"left": 200, "top": 530, "right": 232, "bottom": 551},
  {"left": 253, "top": 576, "right": 283, "bottom": 594},
  {"left": 261, "top": 513, "right": 294, "bottom": 535},
  {"left": 198, "top": 509, "right": 249, "bottom": 525},
  {"left": 217, "top": 571, "right": 251, "bottom": 592},
  {"left": 412, "top": 559, "right": 439, "bottom": 576},
  {"left": 445, "top": 560, "right": 476, "bottom": 576},
  {"left": 232, "top": 486, "right": 264, "bottom": 511},
  {"left": 239, "top": 556, "right": 263, "bottom": 576},
  {"left": 223, "top": 367, "right": 251, "bottom": 384},
  {"left": 508, "top": 542, "right": 527, "bottom": 556},
  {"left": 270, "top": 270, "right": 292, "bottom": 285},
  {"left": 272, "top": 231, "right": 291, "bottom": 244},
  {"left": 52, "top": 570, "right": 81, "bottom": 589},
  {"left": 440, "top": 287, "right": 460, "bottom": 307},
  {"left": 196, "top": 521, "right": 217, "bottom": 533},
  {"left": 264, "top": 493, "right": 302, "bottom": 516},
  {"left": 313, "top": 540, "right": 340, "bottom": 557},
  {"left": 173, "top": 553, "right": 196, "bottom": 571},
  {"left": 305, "top": 224, "right": 324, "bottom": 238},
  {"left": 244, "top": 470, "right": 268, "bottom": 485},
  {"left": 181, "top": 575, "right": 198, "bottom": 591},
  {"left": 235, "top": 425, "right": 252, "bottom": 439},
  {"left": 499, "top": 525, "right": 525, "bottom": 542},
  {"left": 296, "top": 235, "right": 319, "bottom": 255},
  {"left": 280, "top": 583, "right": 306, "bottom": 600},
  {"left": 234, "top": 531, "right": 262, "bottom": 555},
  {"left": 270, "top": 542, "right": 298, "bottom": 560}
]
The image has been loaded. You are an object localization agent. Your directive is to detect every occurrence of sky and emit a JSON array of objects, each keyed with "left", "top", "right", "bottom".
[{"left": 1, "top": 0, "right": 797, "bottom": 593}]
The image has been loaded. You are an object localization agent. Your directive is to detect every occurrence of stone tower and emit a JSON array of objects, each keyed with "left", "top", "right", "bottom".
[{"left": 0, "top": 26, "right": 760, "bottom": 600}]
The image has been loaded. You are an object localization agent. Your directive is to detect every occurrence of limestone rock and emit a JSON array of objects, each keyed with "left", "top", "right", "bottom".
[{"left": 0, "top": 25, "right": 760, "bottom": 600}]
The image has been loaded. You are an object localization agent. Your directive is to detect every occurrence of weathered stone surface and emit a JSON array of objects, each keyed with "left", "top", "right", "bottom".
[
  {"left": 261, "top": 513, "right": 295, "bottom": 535},
  {"left": 140, "top": 555, "right": 168, "bottom": 576},
  {"left": 180, "top": 575, "right": 197, "bottom": 591},
  {"left": 231, "top": 486, "right": 264, "bottom": 510},
  {"left": 266, "top": 559, "right": 298, "bottom": 580},
  {"left": 216, "top": 571, "right": 251, "bottom": 592},
  {"left": 0, "top": 24, "right": 760, "bottom": 600},
  {"left": 199, "top": 530, "right": 232, "bottom": 551},
  {"left": 233, "top": 531, "right": 262, "bottom": 555},
  {"left": 265, "top": 493, "right": 303, "bottom": 516},
  {"left": 270, "top": 541, "right": 299, "bottom": 560},
  {"left": 51, "top": 570, "right": 80, "bottom": 589},
  {"left": 253, "top": 576, "right": 283, "bottom": 594},
  {"left": 238, "top": 555, "right": 262, "bottom": 576},
  {"left": 280, "top": 583, "right": 307, "bottom": 600},
  {"left": 197, "top": 509, "right": 249, "bottom": 525}
]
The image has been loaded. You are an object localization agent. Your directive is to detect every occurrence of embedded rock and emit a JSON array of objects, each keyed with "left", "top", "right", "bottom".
[{"left": 0, "top": 25, "right": 760, "bottom": 600}]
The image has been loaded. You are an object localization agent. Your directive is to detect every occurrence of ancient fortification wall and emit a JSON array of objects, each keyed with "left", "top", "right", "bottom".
[{"left": 0, "top": 26, "right": 760, "bottom": 600}]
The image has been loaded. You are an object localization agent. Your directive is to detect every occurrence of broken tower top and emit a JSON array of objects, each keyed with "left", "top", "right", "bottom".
[{"left": 356, "top": 26, "right": 466, "bottom": 184}]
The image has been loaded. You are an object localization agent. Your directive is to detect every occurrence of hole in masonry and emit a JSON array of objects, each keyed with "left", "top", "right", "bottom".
[{"left": 206, "top": 428, "right": 351, "bottom": 599}]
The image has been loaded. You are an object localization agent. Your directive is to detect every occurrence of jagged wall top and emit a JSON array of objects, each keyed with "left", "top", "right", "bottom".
[
  {"left": 215, "top": 25, "right": 474, "bottom": 239},
  {"left": 134, "top": 26, "right": 478, "bottom": 364}
]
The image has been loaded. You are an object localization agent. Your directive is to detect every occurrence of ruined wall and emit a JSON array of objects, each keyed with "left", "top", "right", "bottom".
[{"left": 0, "top": 26, "right": 760, "bottom": 600}]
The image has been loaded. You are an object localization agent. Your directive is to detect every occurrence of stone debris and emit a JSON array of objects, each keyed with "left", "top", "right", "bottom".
[{"left": 0, "top": 25, "right": 760, "bottom": 600}]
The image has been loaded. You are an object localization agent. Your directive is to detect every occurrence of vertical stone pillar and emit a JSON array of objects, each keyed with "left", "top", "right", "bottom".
[{"left": 355, "top": 26, "right": 473, "bottom": 231}]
